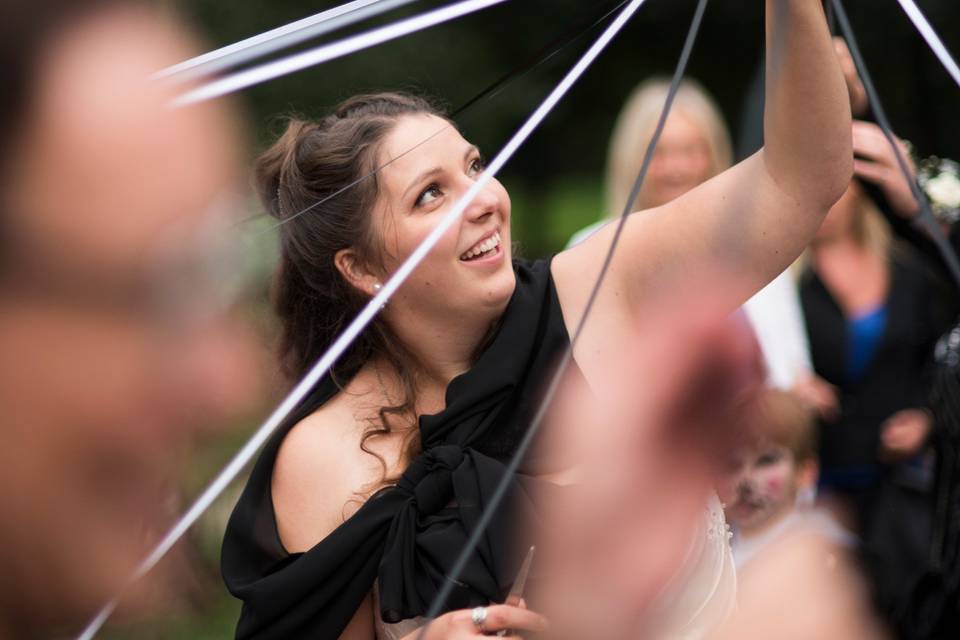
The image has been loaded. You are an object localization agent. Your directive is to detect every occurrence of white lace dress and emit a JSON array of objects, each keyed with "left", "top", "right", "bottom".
[{"left": 643, "top": 494, "right": 738, "bottom": 639}]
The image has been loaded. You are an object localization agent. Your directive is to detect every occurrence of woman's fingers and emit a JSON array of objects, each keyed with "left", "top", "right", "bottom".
[
  {"left": 852, "top": 159, "right": 890, "bottom": 185},
  {"left": 852, "top": 121, "right": 914, "bottom": 172},
  {"left": 851, "top": 121, "right": 920, "bottom": 217},
  {"left": 407, "top": 605, "right": 547, "bottom": 640},
  {"left": 480, "top": 604, "right": 548, "bottom": 633},
  {"left": 792, "top": 374, "right": 839, "bottom": 421},
  {"left": 851, "top": 121, "right": 892, "bottom": 162},
  {"left": 880, "top": 409, "right": 931, "bottom": 458}
]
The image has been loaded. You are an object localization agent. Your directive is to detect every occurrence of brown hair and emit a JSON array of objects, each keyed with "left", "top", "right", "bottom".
[
  {"left": 751, "top": 388, "right": 818, "bottom": 462},
  {"left": 257, "top": 92, "right": 448, "bottom": 482}
]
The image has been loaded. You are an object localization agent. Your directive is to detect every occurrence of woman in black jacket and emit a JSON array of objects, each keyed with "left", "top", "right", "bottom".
[{"left": 799, "top": 169, "right": 954, "bottom": 623}]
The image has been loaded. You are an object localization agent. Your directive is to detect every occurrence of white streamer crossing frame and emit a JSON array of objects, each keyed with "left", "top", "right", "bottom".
[
  {"left": 76, "top": 1, "right": 645, "bottom": 637},
  {"left": 156, "top": 0, "right": 419, "bottom": 83},
  {"left": 173, "top": 0, "right": 508, "bottom": 107},
  {"left": 895, "top": 0, "right": 960, "bottom": 91}
]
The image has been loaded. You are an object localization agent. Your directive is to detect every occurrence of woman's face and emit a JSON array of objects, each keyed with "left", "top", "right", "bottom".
[
  {"left": 371, "top": 114, "right": 515, "bottom": 324},
  {"left": 642, "top": 111, "right": 713, "bottom": 208}
]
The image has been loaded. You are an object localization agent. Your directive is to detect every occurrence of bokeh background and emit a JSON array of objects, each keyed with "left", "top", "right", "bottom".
[{"left": 100, "top": 1, "right": 960, "bottom": 637}]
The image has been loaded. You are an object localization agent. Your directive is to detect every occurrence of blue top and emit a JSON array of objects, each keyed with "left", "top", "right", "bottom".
[
  {"left": 846, "top": 304, "right": 888, "bottom": 384},
  {"left": 817, "top": 304, "right": 890, "bottom": 491}
]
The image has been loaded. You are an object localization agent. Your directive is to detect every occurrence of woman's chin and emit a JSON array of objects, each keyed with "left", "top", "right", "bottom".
[{"left": 488, "top": 267, "right": 517, "bottom": 307}]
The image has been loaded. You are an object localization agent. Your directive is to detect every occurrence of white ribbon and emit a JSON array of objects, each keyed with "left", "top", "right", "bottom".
[
  {"left": 156, "top": 0, "right": 419, "bottom": 83},
  {"left": 173, "top": 0, "right": 509, "bottom": 107},
  {"left": 895, "top": 0, "right": 960, "bottom": 91}
]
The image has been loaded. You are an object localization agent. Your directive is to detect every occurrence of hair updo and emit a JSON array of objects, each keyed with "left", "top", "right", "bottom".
[{"left": 256, "top": 92, "right": 448, "bottom": 475}]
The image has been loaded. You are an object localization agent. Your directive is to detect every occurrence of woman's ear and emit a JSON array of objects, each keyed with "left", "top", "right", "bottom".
[{"left": 334, "top": 248, "right": 380, "bottom": 296}]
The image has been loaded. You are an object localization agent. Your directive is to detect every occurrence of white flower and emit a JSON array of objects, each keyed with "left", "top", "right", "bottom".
[{"left": 926, "top": 171, "right": 960, "bottom": 209}]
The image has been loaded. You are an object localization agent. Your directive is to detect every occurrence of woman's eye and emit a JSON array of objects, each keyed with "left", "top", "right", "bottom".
[
  {"left": 416, "top": 184, "right": 442, "bottom": 207},
  {"left": 468, "top": 157, "right": 485, "bottom": 177}
]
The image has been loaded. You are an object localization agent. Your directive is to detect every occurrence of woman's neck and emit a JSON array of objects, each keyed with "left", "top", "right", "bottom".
[
  {"left": 810, "top": 231, "right": 888, "bottom": 316},
  {"left": 384, "top": 304, "right": 498, "bottom": 400}
]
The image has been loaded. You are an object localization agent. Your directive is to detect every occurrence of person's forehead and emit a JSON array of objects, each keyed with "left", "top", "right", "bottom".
[
  {"left": 378, "top": 114, "right": 471, "bottom": 184},
  {"left": 660, "top": 110, "right": 706, "bottom": 143},
  {"left": 9, "top": 9, "right": 239, "bottom": 268}
]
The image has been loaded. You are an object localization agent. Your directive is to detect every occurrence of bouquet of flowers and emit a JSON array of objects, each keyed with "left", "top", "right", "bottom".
[{"left": 918, "top": 156, "right": 960, "bottom": 225}]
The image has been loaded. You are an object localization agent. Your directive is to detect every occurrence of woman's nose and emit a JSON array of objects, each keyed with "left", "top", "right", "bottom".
[{"left": 462, "top": 183, "right": 499, "bottom": 223}]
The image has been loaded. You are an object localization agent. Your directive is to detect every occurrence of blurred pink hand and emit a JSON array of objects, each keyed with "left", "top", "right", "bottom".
[{"left": 534, "top": 283, "right": 765, "bottom": 639}]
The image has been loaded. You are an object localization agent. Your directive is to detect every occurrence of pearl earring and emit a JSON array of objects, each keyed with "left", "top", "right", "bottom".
[{"left": 372, "top": 282, "right": 386, "bottom": 310}]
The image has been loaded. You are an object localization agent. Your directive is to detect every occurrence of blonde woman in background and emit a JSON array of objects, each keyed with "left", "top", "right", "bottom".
[{"left": 568, "top": 77, "right": 813, "bottom": 391}]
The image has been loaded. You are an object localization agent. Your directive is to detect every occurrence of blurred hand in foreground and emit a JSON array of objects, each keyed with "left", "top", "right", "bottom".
[{"left": 533, "top": 279, "right": 766, "bottom": 639}]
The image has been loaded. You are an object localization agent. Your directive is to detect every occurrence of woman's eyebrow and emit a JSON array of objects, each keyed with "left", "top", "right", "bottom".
[{"left": 403, "top": 167, "right": 443, "bottom": 200}]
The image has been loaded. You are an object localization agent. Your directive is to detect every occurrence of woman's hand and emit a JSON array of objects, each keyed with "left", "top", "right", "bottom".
[
  {"left": 403, "top": 604, "right": 547, "bottom": 639},
  {"left": 880, "top": 408, "right": 932, "bottom": 460},
  {"left": 834, "top": 38, "right": 868, "bottom": 116},
  {"left": 852, "top": 120, "right": 920, "bottom": 219},
  {"left": 791, "top": 373, "right": 840, "bottom": 422}
]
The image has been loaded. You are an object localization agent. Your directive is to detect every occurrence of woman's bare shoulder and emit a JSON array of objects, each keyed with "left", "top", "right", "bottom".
[{"left": 272, "top": 390, "right": 382, "bottom": 553}]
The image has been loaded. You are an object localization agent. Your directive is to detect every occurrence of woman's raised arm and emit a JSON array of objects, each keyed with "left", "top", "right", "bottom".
[{"left": 553, "top": 0, "right": 852, "bottom": 367}]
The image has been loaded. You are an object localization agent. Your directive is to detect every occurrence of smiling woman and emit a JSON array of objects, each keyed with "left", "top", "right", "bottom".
[
  {"left": 222, "top": 1, "right": 853, "bottom": 638},
  {"left": 225, "top": 94, "right": 549, "bottom": 640}
]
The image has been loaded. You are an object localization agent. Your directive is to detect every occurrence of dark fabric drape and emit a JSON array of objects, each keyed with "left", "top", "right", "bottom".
[{"left": 221, "top": 259, "right": 569, "bottom": 639}]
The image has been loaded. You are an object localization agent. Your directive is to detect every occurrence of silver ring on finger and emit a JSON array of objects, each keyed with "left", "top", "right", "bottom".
[{"left": 471, "top": 606, "right": 488, "bottom": 633}]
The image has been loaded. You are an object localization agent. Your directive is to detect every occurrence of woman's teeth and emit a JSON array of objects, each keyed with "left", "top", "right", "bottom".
[{"left": 460, "top": 231, "right": 501, "bottom": 261}]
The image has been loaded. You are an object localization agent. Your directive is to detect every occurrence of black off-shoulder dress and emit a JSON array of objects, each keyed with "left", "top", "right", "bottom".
[{"left": 221, "top": 259, "right": 569, "bottom": 639}]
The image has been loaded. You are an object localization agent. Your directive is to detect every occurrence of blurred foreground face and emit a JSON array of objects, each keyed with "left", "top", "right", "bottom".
[{"left": 0, "top": 6, "right": 255, "bottom": 632}]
